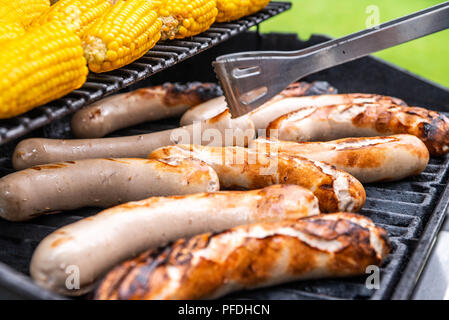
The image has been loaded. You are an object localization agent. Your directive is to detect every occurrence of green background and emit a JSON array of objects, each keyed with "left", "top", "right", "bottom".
[{"left": 260, "top": 0, "right": 449, "bottom": 88}]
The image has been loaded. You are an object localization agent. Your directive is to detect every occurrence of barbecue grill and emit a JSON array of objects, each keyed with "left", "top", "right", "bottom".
[{"left": 1, "top": 1, "right": 449, "bottom": 300}]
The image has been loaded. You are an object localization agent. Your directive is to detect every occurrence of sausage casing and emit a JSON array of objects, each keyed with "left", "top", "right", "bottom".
[
  {"left": 179, "top": 81, "right": 338, "bottom": 126},
  {"left": 0, "top": 158, "right": 219, "bottom": 221},
  {"left": 72, "top": 82, "right": 222, "bottom": 138},
  {"left": 149, "top": 145, "right": 366, "bottom": 213},
  {"left": 267, "top": 103, "right": 449, "bottom": 156},
  {"left": 30, "top": 184, "right": 320, "bottom": 296},
  {"left": 250, "top": 135, "right": 429, "bottom": 183},
  {"left": 95, "top": 212, "right": 391, "bottom": 300},
  {"left": 246, "top": 93, "right": 406, "bottom": 131},
  {"left": 13, "top": 109, "right": 255, "bottom": 170}
]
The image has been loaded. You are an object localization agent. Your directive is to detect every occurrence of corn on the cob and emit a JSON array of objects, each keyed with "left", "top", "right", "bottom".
[
  {"left": 0, "top": 0, "right": 50, "bottom": 26},
  {"left": 216, "top": 0, "right": 269, "bottom": 22},
  {"left": 159, "top": 0, "right": 218, "bottom": 40},
  {"left": 82, "top": 0, "right": 162, "bottom": 73},
  {"left": 0, "top": 21, "right": 25, "bottom": 45},
  {"left": 0, "top": 20, "right": 88, "bottom": 119},
  {"left": 34, "top": 0, "right": 114, "bottom": 37}
]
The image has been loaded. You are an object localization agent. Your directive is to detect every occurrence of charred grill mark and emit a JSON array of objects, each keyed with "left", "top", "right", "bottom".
[
  {"left": 30, "top": 163, "right": 68, "bottom": 170},
  {"left": 163, "top": 82, "right": 222, "bottom": 107},
  {"left": 417, "top": 115, "right": 449, "bottom": 155},
  {"left": 132, "top": 87, "right": 161, "bottom": 100},
  {"left": 96, "top": 250, "right": 154, "bottom": 300},
  {"left": 95, "top": 214, "right": 389, "bottom": 300},
  {"left": 208, "top": 109, "right": 230, "bottom": 124},
  {"left": 119, "top": 246, "right": 174, "bottom": 300},
  {"left": 348, "top": 103, "right": 449, "bottom": 155},
  {"left": 350, "top": 110, "right": 366, "bottom": 127},
  {"left": 319, "top": 184, "right": 334, "bottom": 191},
  {"left": 50, "top": 236, "right": 74, "bottom": 248},
  {"left": 103, "top": 158, "right": 130, "bottom": 164},
  {"left": 421, "top": 122, "right": 433, "bottom": 139},
  {"left": 405, "top": 110, "right": 424, "bottom": 116},
  {"left": 304, "top": 219, "right": 370, "bottom": 243},
  {"left": 303, "top": 81, "right": 338, "bottom": 96},
  {"left": 266, "top": 114, "right": 285, "bottom": 133},
  {"left": 339, "top": 149, "right": 383, "bottom": 168},
  {"left": 227, "top": 235, "right": 280, "bottom": 285},
  {"left": 374, "top": 111, "right": 393, "bottom": 133}
]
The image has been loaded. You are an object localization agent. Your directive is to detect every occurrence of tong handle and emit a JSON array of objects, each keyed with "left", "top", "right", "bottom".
[
  {"left": 215, "top": 1, "right": 449, "bottom": 116},
  {"left": 291, "top": 0, "right": 449, "bottom": 76},
  {"left": 219, "top": 1, "right": 449, "bottom": 63}
]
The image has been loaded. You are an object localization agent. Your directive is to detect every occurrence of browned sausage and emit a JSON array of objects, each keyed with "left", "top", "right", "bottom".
[
  {"left": 179, "top": 81, "right": 339, "bottom": 126},
  {"left": 0, "top": 158, "right": 219, "bottom": 221},
  {"left": 250, "top": 135, "right": 429, "bottom": 183},
  {"left": 149, "top": 145, "right": 366, "bottom": 213},
  {"left": 245, "top": 93, "right": 407, "bottom": 132},
  {"left": 95, "top": 212, "right": 391, "bottom": 300},
  {"left": 30, "top": 184, "right": 320, "bottom": 296},
  {"left": 72, "top": 82, "right": 222, "bottom": 138},
  {"left": 12, "top": 109, "right": 255, "bottom": 170},
  {"left": 266, "top": 103, "right": 449, "bottom": 156}
]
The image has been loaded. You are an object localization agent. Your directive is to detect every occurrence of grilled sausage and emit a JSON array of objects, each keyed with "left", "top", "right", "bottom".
[
  {"left": 179, "top": 81, "right": 338, "bottom": 126},
  {"left": 0, "top": 158, "right": 219, "bottom": 221},
  {"left": 250, "top": 135, "right": 429, "bottom": 183},
  {"left": 266, "top": 103, "right": 449, "bottom": 156},
  {"left": 180, "top": 96, "right": 228, "bottom": 126},
  {"left": 72, "top": 82, "right": 222, "bottom": 138},
  {"left": 12, "top": 109, "right": 255, "bottom": 170},
  {"left": 149, "top": 145, "right": 366, "bottom": 212},
  {"left": 95, "top": 212, "right": 391, "bottom": 300},
  {"left": 30, "top": 184, "right": 320, "bottom": 296},
  {"left": 183, "top": 93, "right": 405, "bottom": 130}
]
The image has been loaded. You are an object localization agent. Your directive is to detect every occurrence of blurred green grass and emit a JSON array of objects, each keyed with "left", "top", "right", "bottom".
[{"left": 260, "top": 0, "right": 449, "bottom": 88}]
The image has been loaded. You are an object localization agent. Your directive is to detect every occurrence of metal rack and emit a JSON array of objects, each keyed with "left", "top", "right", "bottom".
[
  {"left": 1, "top": 15, "right": 449, "bottom": 300},
  {"left": 0, "top": 2, "right": 292, "bottom": 146}
]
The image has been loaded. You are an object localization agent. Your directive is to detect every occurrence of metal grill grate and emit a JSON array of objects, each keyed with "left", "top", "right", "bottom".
[
  {"left": 226, "top": 154, "right": 449, "bottom": 300},
  {"left": 0, "top": 121, "right": 448, "bottom": 300},
  {"left": 0, "top": 1, "right": 291, "bottom": 146},
  {"left": 1, "top": 31, "right": 449, "bottom": 300}
]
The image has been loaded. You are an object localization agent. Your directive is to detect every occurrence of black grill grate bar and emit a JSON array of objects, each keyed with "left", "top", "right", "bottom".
[
  {"left": 371, "top": 241, "right": 409, "bottom": 300},
  {"left": 0, "top": 2, "right": 292, "bottom": 146},
  {"left": 365, "top": 187, "right": 428, "bottom": 203},
  {"left": 359, "top": 209, "right": 423, "bottom": 239},
  {"left": 375, "top": 224, "right": 411, "bottom": 238},
  {"left": 364, "top": 198, "right": 433, "bottom": 215},
  {"left": 360, "top": 208, "right": 424, "bottom": 222}
]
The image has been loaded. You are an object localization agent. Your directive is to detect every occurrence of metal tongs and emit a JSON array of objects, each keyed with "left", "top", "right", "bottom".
[{"left": 213, "top": 1, "right": 449, "bottom": 117}]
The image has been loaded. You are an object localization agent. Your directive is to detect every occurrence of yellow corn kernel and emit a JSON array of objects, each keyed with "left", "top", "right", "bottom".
[
  {"left": 33, "top": 0, "right": 114, "bottom": 37},
  {"left": 0, "top": 20, "right": 88, "bottom": 119},
  {"left": 0, "top": 21, "right": 26, "bottom": 45},
  {"left": 216, "top": 0, "right": 269, "bottom": 22},
  {"left": 159, "top": 0, "right": 218, "bottom": 40},
  {"left": 0, "top": 0, "right": 50, "bottom": 26},
  {"left": 82, "top": 0, "right": 162, "bottom": 73}
]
